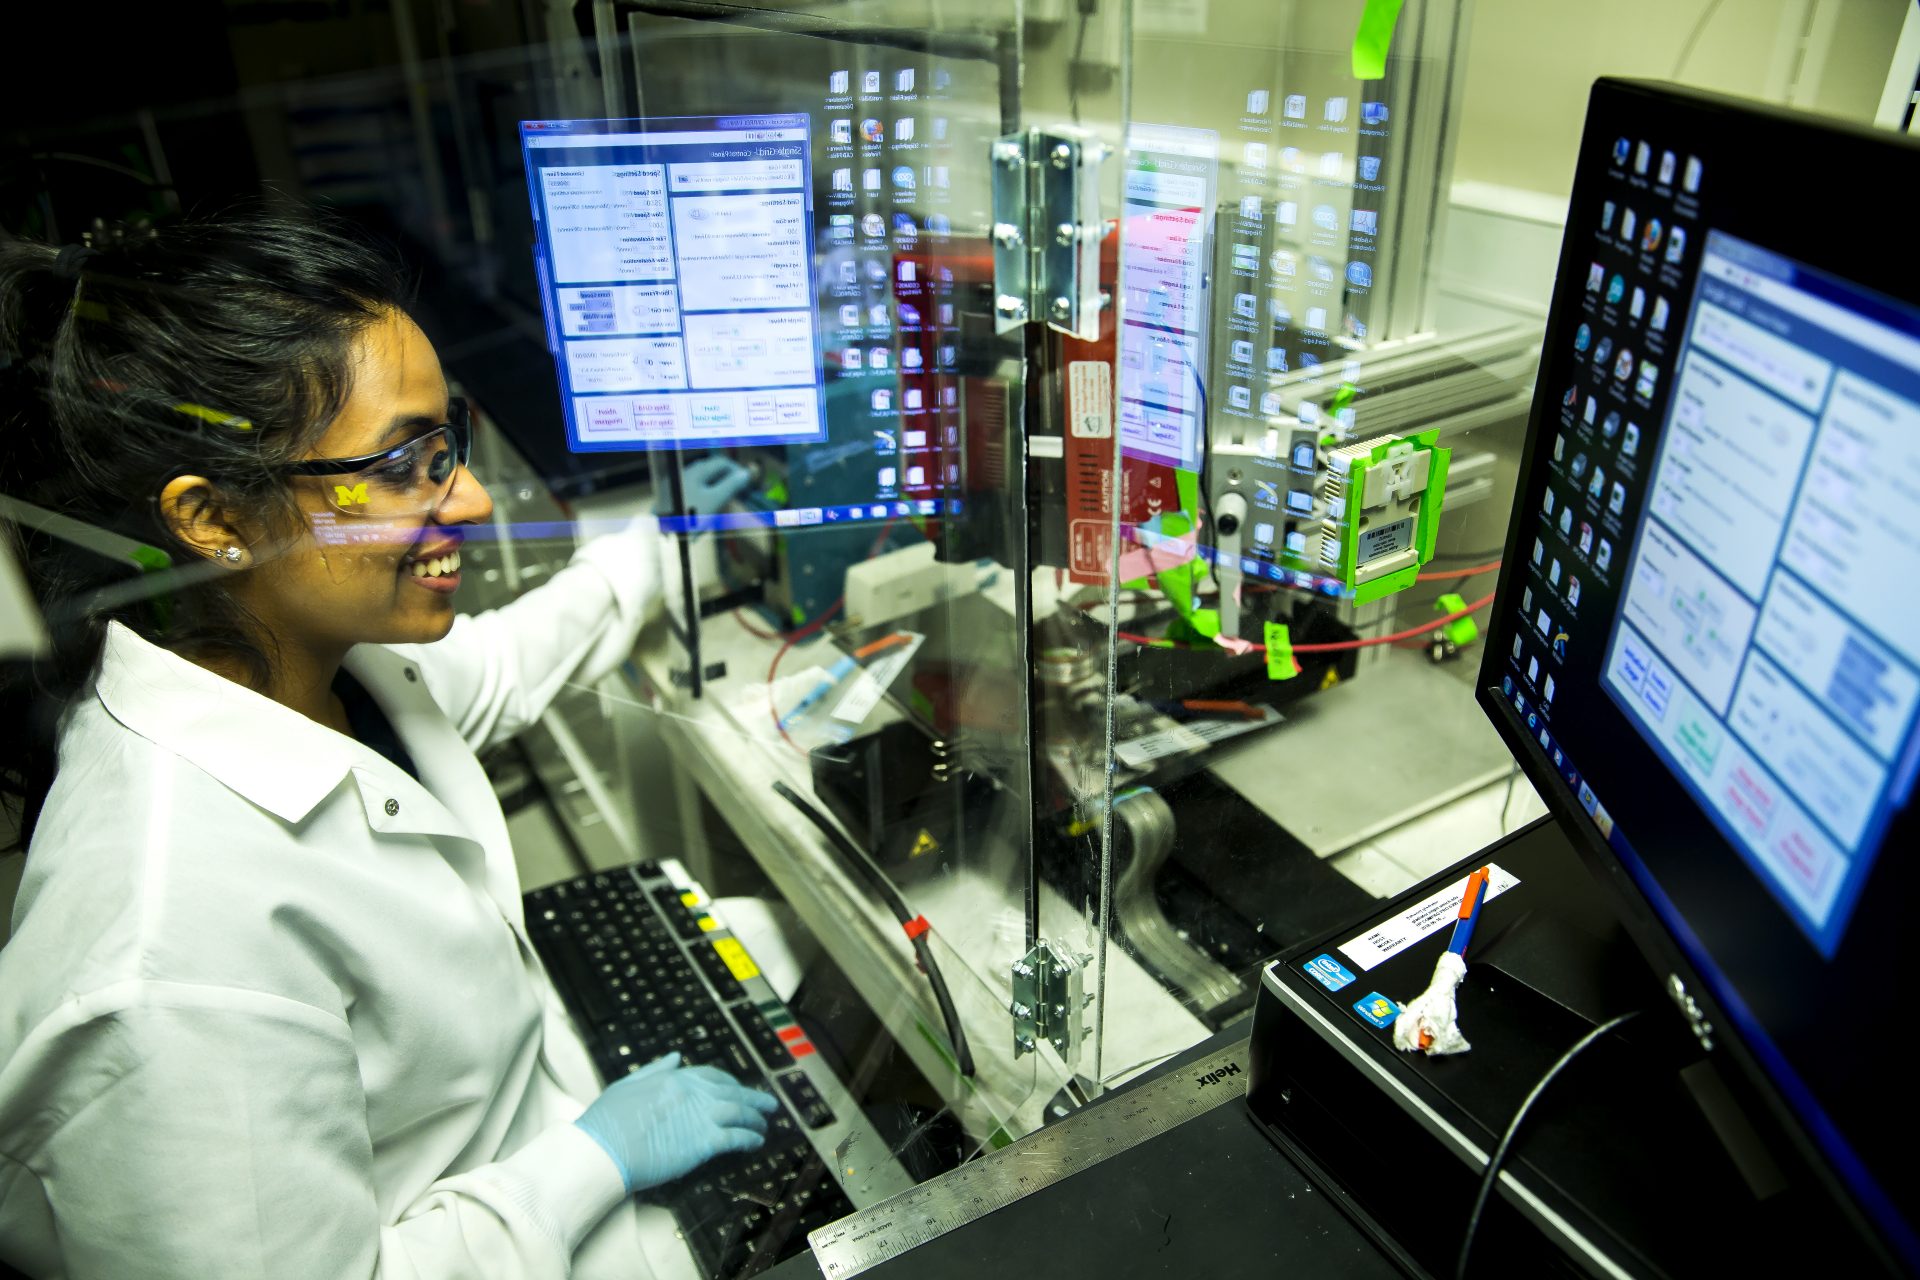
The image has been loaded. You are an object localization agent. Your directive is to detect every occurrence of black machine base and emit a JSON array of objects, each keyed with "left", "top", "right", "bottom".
[{"left": 1244, "top": 816, "right": 1884, "bottom": 1278}]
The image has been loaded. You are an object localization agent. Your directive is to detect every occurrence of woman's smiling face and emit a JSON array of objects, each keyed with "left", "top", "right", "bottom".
[{"left": 233, "top": 310, "right": 494, "bottom": 655}]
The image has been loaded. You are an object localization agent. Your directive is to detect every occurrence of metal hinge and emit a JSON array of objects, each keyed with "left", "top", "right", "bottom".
[
  {"left": 1011, "top": 940, "right": 1094, "bottom": 1062},
  {"left": 988, "top": 129, "right": 1108, "bottom": 341}
]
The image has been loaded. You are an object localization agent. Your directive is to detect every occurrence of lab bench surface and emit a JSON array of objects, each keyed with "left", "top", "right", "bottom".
[{"left": 763, "top": 1027, "right": 1399, "bottom": 1280}]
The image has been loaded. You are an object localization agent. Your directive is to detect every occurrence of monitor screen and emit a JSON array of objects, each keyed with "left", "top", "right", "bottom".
[
  {"left": 520, "top": 114, "right": 828, "bottom": 453},
  {"left": 1478, "top": 79, "right": 1920, "bottom": 1265},
  {"left": 519, "top": 64, "right": 976, "bottom": 533}
]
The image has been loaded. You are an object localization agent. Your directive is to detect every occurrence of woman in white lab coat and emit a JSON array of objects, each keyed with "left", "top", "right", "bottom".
[{"left": 0, "top": 214, "right": 770, "bottom": 1279}]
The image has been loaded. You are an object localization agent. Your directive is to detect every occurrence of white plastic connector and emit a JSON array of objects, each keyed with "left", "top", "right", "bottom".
[{"left": 843, "top": 542, "right": 975, "bottom": 628}]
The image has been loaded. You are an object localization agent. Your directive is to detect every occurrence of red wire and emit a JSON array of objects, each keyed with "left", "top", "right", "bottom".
[
  {"left": 733, "top": 607, "right": 778, "bottom": 641},
  {"left": 1115, "top": 590, "right": 1496, "bottom": 655},
  {"left": 1416, "top": 558, "right": 1502, "bottom": 581}
]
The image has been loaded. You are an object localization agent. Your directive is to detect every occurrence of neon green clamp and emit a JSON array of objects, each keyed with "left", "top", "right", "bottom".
[{"left": 1314, "top": 429, "right": 1450, "bottom": 605}]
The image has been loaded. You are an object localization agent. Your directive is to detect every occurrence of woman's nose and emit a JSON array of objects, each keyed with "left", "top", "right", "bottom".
[{"left": 438, "top": 465, "right": 495, "bottom": 525}]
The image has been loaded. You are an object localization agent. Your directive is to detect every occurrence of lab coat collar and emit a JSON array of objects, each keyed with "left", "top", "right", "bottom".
[
  {"left": 92, "top": 624, "right": 521, "bottom": 933},
  {"left": 94, "top": 622, "right": 361, "bottom": 824},
  {"left": 95, "top": 626, "right": 489, "bottom": 853}
]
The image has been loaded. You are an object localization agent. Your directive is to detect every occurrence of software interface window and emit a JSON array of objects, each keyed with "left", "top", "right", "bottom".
[
  {"left": 1120, "top": 124, "right": 1218, "bottom": 473},
  {"left": 521, "top": 115, "right": 827, "bottom": 451},
  {"left": 1603, "top": 232, "right": 1920, "bottom": 954}
]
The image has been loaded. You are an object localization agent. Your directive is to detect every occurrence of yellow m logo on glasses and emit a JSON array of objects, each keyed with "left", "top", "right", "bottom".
[{"left": 334, "top": 482, "right": 370, "bottom": 507}]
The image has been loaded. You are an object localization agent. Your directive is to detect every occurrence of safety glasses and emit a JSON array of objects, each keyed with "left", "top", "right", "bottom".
[{"left": 284, "top": 398, "right": 472, "bottom": 519}]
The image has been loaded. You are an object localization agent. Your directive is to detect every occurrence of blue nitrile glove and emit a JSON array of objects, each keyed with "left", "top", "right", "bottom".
[
  {"left": 664, "top": 456, "right": 753, "bottom": 517},
  {"left": 574, "top": 1053, "right": 778, "bottom": 1193}
]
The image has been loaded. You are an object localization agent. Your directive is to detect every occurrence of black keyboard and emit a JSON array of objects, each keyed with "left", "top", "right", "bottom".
[{"left": 524, "top": 862, "right": 861, "bottom": 1277}]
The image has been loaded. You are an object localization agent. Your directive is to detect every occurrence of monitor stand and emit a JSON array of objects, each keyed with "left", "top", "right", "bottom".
[{"left": 1244, "top": 814, "right": 1883, "bottom": 1278}]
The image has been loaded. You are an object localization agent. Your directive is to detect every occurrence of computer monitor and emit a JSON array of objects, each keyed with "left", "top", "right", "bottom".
[
  {"left": 1477, "top": 79, "right": 1920, "bottom": 1268},
  {"left": 518, "top": 81, "right": 972, "bottom": 535}
]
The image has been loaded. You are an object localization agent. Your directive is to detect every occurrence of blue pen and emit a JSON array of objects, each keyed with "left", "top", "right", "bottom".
[{"left": 1448, "top": 866, "right": 1492, "bottom": 957}]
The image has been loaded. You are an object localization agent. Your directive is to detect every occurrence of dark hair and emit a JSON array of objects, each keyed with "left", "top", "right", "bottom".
[{"left": 0, "top": 209, "right": 410, "bottom": 850}]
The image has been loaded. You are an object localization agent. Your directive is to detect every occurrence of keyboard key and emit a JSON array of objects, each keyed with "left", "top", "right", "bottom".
[
  {"left": 732, "top": 1007, "right": 794, "bottom": 1070},
  {"left": 776, "top": 1072, "right": 836, "bottom": 1128}
]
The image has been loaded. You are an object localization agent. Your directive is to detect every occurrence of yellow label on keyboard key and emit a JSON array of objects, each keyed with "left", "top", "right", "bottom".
[{"left": 712, "top": 937, "right": 761, "bottom": 981}]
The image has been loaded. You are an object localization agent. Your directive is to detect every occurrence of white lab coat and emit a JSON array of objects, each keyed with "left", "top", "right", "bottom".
[{"left": 0, "top": 525, "right": 690, "bottom": 1280}]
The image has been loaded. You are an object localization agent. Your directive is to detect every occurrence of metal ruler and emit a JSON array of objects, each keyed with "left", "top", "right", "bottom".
[{"left": 807, "top": 1038, "right": 1251, "bottom": 1278}]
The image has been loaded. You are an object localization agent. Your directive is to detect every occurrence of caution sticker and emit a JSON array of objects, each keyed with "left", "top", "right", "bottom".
[
  {"left": 712, "top": 937, "right": 761, "bottom": 981},
  {"left": 908, "top": 829, "right": 940, "bottom": 857}
]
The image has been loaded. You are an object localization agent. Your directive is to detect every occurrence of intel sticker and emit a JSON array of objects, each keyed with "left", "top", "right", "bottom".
[
  {"left": 1302, "top": 953, "right": 1357, "bottom": 992},
  {"left": 1353, "top": 992, "right": 1399, "bottom": 1029}
]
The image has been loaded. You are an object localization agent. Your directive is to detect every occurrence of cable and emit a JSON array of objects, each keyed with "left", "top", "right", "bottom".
[
  {"left": 733, "top": 607, "right": 778, "bottom": 641},
  {"left": 1671, "top": 0, "right": 1726, "bottom": 78},
  {"left": 1115, "top": 590, "right": 1496, "bottom": 655},
  {"left": 770, "top": 780, "right": 976, "bottom": 1077},
  {"left": 1417, "top": 559, "right": 1500, "bottom": 582},
  {"left": 1454, "top": 1010, "right": 1641, "bottom": 1279},
  {"left": 1067, "top": 6, "right": 1091, "bottom": 122},
  {"left": 1425, "top": 545, "right": 1508, "bottom": 566}
]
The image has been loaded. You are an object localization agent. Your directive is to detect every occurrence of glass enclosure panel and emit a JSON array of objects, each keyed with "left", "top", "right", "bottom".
[
  {"left": 590, "top": 2, "right": 1044, "bottom": 1143},
  {"left": 1064, "top": 0, "right": 1918, "bottom": 1095}
]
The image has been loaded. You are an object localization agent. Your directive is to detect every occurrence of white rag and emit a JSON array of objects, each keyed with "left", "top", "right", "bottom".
[{"left": 1393, "top": 950, "right": 1472, "bottom": 1056}]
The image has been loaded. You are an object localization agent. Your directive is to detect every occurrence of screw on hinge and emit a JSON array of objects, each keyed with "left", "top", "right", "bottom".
[
  {"left": 1050, "top": 141, "right": 1074, "bottom": 168},
  {"left": 993, "top": 221, "right": 1024, "bottom": 248},
  {"left": 997, "top": 295, "right": 1029, "bottom": 322}
]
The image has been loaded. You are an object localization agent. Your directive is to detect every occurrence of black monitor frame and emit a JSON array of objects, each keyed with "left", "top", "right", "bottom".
[{"left": 1475, "top": 78, "right": 1920, "bottom": 1271}]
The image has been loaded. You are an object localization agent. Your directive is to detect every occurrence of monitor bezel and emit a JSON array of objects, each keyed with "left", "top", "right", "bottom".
[{"left": 1473, "top": 76, "right": 1920, "bottom": 1271}]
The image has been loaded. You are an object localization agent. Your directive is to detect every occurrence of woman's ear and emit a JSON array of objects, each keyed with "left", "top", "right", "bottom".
[{"left": 157, "top": 475, "right": 250, "bottom": 564}]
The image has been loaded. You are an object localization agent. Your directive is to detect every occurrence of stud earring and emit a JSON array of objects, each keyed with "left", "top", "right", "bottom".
[{"left": 222, "top": 546, "right": 244, "bottom": 563}]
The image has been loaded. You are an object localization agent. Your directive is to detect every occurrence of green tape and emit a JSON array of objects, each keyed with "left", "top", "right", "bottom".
[
  {"left": 1264, "top": 621, "right": 1299, "bottom": 680},
  {"left": 1437, "top": 592, "right": 1479, "bottom": 648},
  {"left": 1351, "top": 0, "right": 1405, "bottom": 80}
]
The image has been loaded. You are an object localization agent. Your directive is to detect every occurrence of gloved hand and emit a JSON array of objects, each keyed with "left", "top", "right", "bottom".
[
  {"left": 658, "top": 456, "right": 752, "bottom": 518},
  {"left": 574, "top": 1053, "right": 778, "bottom": 1193}
]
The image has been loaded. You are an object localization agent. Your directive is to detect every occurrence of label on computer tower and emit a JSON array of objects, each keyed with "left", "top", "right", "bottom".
[{"left": 1336, "top": 864, "right": 1522, "bottom": 971}]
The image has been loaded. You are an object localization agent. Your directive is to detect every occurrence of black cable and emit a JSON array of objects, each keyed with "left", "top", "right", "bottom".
[
  {"left": 1067, "top": 4, "right": 1092, "bottom": 122},
  {"left": 1455, "top": 1010, "right": 1641, "bottom": 1279},
  {"left": 771, "top": 780, "right": 976, "bottom": 1077}
]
